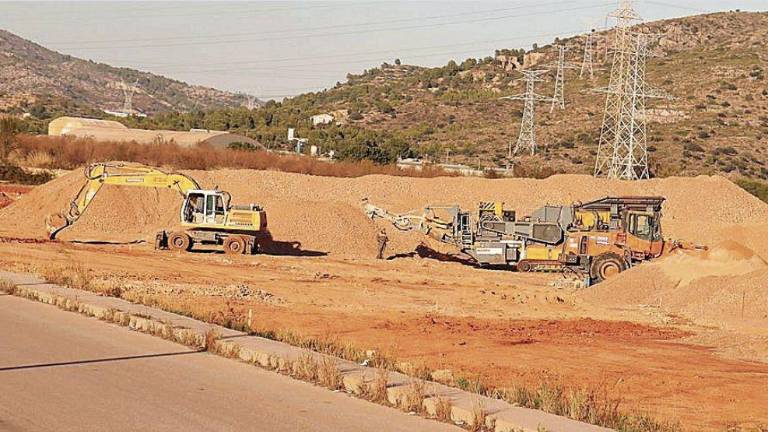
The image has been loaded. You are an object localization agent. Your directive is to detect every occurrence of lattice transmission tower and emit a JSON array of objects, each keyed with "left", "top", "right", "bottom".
[
  {"left": 120, "top": 79, "right": 138, "bottom": 113},
  {"left": 246, "top": 95, "right": 259, "bottom": 110},
  {"left": 580, "top": 30, "right": 596, "bottom": 79},
  {"left": 549, "top": 45, "right": 578, "bottom": 112},
  {"left": 593, "top": 0, "right": 668, "bottom": 180},
  {"left": 501, "top": 70, "right": 553, "bottom": 157}
]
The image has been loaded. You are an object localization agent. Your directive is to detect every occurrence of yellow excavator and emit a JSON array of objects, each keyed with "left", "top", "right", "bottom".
[{"left": 47, "top": 162, "right": 268, "bottom": 254}]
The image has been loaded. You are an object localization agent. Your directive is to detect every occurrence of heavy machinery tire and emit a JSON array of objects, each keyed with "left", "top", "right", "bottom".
[
  {"left": 168, "top": 232, "right": 192, "bottom": 252},
  {"left": 223, "top": 236, "right": 246, "bottom": 255},
  {"left": 589, "top": 253, "right": 627, "bottom": 283},
  {"left": 517, "top": 260, "right": 533, "bottom": 272}
]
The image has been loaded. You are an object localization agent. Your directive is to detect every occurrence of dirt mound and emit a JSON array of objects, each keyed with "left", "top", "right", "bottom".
[
  {"left": 2, "top": 166, "right": 768, "bottom": 259},
  {"left": 583, "top": 242, "right": 768, "bottom": 329}
]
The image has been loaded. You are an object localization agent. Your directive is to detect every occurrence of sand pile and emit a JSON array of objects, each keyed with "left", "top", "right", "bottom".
[
  {"left": 2, "top": 166, "right": 768, "bottom": 258},
  {"left": 583, "top": 241, "right": 768, "bottom": 329}
]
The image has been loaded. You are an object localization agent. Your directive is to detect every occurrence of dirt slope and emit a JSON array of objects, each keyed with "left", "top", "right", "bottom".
[{"left": 584, "top": 240, "right": 768, "bottom": 338}]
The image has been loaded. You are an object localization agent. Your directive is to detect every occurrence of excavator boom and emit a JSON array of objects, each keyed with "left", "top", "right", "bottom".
[{"left": 48, "top": 162, "right": 202, "bottom": 239}]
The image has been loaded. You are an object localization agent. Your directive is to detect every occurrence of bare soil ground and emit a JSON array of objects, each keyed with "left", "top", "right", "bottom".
[{"left": 2, "top": 168, "right": 768, "bottom": 430}]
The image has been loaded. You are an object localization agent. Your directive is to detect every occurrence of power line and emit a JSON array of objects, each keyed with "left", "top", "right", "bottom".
[
  {"left": 52, "top": 2, "right": 615, "bottom": 51},
  {"left": 47, "top": 2, "right": 569, "bottom": 47},
  {"left": 159, "top": 29, "right": 585, "bottom": 75},
  {"left": 641, "top": 0, "right": 713, "bottom": 14},
  {"left": 2, "top": 2, "right": 369, "bottom": 26},
  {"left": 104, "top": 28, "right": 586, "bottom": 71}
]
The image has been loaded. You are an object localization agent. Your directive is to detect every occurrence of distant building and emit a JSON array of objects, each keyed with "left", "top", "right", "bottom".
[
  {"left": 48, "top": 116, "right": 127, "bottom": 136},
  {"left": 310, "top": 113, "right": 334, "bottom": 126},
  {"left": 48, "top": 116, "right": 262, "bottom": 150},
  {"left": 103, "top": 109, "right": 147, "bottom": 118}
]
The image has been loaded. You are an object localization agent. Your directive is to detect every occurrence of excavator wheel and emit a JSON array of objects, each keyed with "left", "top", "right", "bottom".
[
  {"left": 589, "top": 253, "right": 627, "bottom": 283},
  {"left": 223, "top": 235, "right": 246, "bottom": 255},
  {"left": 168, "top": 232, "right": 192, "bottom": 252},
  {"left": 517, "top": 260, "right": 533, "bottom": 273}
]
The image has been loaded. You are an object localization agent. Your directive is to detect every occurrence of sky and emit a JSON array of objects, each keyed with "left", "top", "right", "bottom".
[{"left": 0, "top": 0, "right": 765, "bottom": 99}]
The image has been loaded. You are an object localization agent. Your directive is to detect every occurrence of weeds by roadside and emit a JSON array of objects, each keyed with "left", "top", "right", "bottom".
[
  {"left": 358, "top": 368, "right": 390, "bottom": 404},
  {"left": 39, "top": 263, "right": 94, "bottom": 292},
  {"left": 399, "top": 380, "right": 426, "bottom": 414},
  {"left": 317, "top": 356, "right": 344, "bottom": 390},
  {"left": 470, "top": 398, "right": 487, "bottom": 432},
  {"left": 0, "top": 279, "right": 17, "bottom": 295},
  {"left": 433, "top": 395, "right": 453, "bottom": 423}
]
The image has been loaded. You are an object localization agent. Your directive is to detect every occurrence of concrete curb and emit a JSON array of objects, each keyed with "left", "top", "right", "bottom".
[{"left": 0, "top": 271, "right": 611, "bottom": 432}]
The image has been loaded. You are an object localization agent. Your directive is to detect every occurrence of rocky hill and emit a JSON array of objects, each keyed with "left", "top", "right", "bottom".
[
  {"left": 0, "top": 29, "right": 248, "bottom": 116},
  {"left": 269, "top": 11, "right": 768, "bottom": 180}
]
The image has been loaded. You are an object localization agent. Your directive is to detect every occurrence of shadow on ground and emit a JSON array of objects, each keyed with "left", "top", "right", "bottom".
[{"left": 388, "top": 243, "right": 475, "bottom": 265}]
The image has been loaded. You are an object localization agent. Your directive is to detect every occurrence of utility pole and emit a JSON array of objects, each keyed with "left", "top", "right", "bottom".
[
  {"left": 120, "top": 79, "right": 138, "bottom": 114},
  {"left": 501, "top": 70, "right": 553, "bottom": 157},
  {"left": 580, "top": 30, "right": 596, "bottom": 79},
  {"left": 593, "top": 0, "right": 669, "bottom": 180},
  {"left": 549, "top": 45, "right": 578, "bottom": 112}
]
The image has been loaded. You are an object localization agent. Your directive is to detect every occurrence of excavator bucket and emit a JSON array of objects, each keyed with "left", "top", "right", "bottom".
[
  {"left": 45, "top": 212, "right": 69, "bottom": 240},
  {"left": 45, "top": 201, "right": 80, "bottom": 240}
]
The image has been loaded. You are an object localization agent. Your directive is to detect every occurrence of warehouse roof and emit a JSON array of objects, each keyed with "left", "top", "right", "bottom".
[
  {"left": 48, "top": 116, "right": 127, "bottom": 136},
  {"left": 48, "top": 116, "right": 262, "bottom": 149}
]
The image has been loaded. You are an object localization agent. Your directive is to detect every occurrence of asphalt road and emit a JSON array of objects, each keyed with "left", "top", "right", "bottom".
[{"left": 0, "top": 294, "right": 460, "bottom": 432}]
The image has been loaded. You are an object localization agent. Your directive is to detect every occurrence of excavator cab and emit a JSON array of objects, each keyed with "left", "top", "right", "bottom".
[{"left": 183, "top": 190, "right": 229, "bottom": 225}]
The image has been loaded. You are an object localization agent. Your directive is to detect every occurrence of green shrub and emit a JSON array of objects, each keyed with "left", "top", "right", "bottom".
[
  {"left": 0, "top": 163, "right": 53, "bottom": 185},
  {"left": 737, "top": 179, "right": 768, "bottom": 203}
]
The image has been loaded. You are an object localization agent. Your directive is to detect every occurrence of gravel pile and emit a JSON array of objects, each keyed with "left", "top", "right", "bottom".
[
  {"left": 2, "top": 166, "right": 767, "bottom": 258},
  {"left": 584, "top": 240, "right": 768, "bottom": 330}
]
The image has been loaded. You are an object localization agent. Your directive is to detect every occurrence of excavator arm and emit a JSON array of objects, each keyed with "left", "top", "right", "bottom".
[{"left": 47, "top": 162, "right": 201, "bottom": 239}]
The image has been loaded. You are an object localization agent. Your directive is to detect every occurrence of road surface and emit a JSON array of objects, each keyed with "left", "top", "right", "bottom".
[{"left": 0, "top": 294, "right": 461, "bottom": 432}]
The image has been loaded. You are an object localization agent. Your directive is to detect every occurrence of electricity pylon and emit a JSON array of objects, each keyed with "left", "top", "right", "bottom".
[
  {"left": 549, "top": 45, "right": 578, "bottom": 112},
  {"left": 120, "top": 79, "right": 138, "bottom": 113},
  {"left": 593, "top": 0, "right": 670, "bottom": 180},
  {"left": 501, "top": 70, "right": 553, "bottom": 157},
  {"left": 246, "top": 95, "right": 258, "bottom": 110},
  {"left": 580, "top": 30, "right": 596, "bottom": 79}
]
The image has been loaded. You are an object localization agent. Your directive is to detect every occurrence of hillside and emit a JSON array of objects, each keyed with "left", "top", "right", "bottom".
[
  {"left": 4, "top": 11, "right": 768, "bottom": 182},
  {"left": 269, "top": 11, "right": 768, "bottom": 179},
  {"left": 123, "top": 11, "right": 767, "bottom": 181},
  {"left": 0, "top": 29, "right": 248, "bottom": 116}
]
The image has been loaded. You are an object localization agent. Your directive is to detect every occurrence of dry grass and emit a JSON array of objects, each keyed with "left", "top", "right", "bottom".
[
  {"left": 495, "top": 381, "right": 679, "bottom": 432},
  {"left": 12, "top": 134, "right": 455, "bottom": 179},
  {"left": 470, "top": 398, "right": 487, "bottom": 432},
  {"left": 400, "top": 380, "right": 427, "bottom": 414},
  {"left": 359, "top": 368, "right": 390, "bottom": 404},
  {"left": 433, "top": 395, "right": 453, "bottom": 423},
  {"left": 38, "top": 263, "right": 93, "bottom": 291},
  {"left": 317, "top": 356, "right": 344, "bottom": 390},
  {"left": 217, "top": 341, "right": 241, "bottom": 359},
  {"left": 0, "top": 279, "right": 17, "bottom": 295},
  {"left": 204, "top": 328, "right": 220, "bottom": 352},
  {"left": 292, "top": 354, "right": 320, "bottom": 382},
  {"left": 18, "top": 150, "right": 55, "bottom": 168}
]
